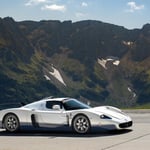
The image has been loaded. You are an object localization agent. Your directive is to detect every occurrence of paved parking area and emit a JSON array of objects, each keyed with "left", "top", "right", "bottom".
[{"left": 0, "top": 112, "right": 150, "bottom": 150}]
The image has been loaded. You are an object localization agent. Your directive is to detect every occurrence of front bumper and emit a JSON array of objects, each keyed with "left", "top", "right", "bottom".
[{"left": 119, "top": 121, "right": 133, "bottom": 128}]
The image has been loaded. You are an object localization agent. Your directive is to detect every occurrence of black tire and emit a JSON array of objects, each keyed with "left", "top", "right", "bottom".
[
  {"left": 72, "top": 114, "right": 91, "bottom": 134},
  {"left": 3, "top": 113, "right": 20, "bottom": 132}
]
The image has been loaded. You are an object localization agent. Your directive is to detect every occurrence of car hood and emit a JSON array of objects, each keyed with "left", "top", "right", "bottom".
[{"left": 90, "top": 106, "right": 131, "bottom": 121}]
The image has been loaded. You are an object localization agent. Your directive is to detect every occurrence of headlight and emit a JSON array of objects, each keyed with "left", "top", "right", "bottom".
[{"left": 100, "top": 114, "right": 112, "bottom": 119}]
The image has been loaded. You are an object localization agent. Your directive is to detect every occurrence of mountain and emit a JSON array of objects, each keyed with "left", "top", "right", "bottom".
[{"left": 0, "top": 17, "right": 150, "bottom": 107}]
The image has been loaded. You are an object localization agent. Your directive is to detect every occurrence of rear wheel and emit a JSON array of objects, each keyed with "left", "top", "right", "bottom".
[
  {"left": 72, "top": 115, "right": 91, "bottom": 134},
  {"left": 3, "top": 113, "right": 20, "bottom": 132}
]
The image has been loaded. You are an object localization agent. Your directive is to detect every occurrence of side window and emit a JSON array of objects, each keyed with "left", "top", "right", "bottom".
[
  {"left": 46, "top": 101, "right": 62, "bottom": 110},
  {"left": 46, "top": 101, "right": 53, "bottom": 109}
]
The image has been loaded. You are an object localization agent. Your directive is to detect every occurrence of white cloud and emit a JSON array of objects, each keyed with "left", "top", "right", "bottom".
[
  {"left": 81, "top": 2, "right": 88, "bottom": 7},
  {"left": 25, "top": 0, "right": 49, "bottom": 6},
  {"left": 41, "top": 4, "right": 66, "bottom": 12},
  {"left": 127, "top": 1, "right": 144, "bottom": 12},
  {"left": 75, "top": 12, "right": 87, "bottom": 18}
]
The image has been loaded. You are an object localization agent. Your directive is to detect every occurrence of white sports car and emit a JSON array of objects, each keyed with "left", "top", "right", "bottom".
[{"left": 0, "top": 97, "right": 132, "bottom": 134}]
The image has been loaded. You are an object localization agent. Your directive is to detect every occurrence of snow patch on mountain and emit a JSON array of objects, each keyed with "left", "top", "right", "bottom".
[
  {"left": 44, "top": 65, "right": 66, "bottom": 86},
  {"left": 97, "top": 58, "right": 107, "bottom": 69},
  {"left": 97, "top": 56, "right": 120, "bottom": 69},
  {"left": 128, "top": 87, "right": 136, "bottom": 98},
  {"left": 49, "top": 66, "right": 66, "bottom": 86},
  {"left": 122, "top": 41, "right": 133, "bottom": 46},
  {"left": 113, "top": 60, "right": 120, "bottom": 66},
  {"left": 44, "top": 75, "right": 51, "bottom": 81}
]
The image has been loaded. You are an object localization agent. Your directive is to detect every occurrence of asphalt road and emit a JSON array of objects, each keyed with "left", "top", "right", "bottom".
[{"left": 0, "top": 112, "right": 150, "bottom": 150}]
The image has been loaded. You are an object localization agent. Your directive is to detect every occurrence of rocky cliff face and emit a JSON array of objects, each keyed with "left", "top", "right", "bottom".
[{"left": 0, "top": 17, "right": 150, "bottom": 107}]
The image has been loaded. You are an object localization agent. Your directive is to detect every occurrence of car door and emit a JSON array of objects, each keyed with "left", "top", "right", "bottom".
[{"left": 36, "top": 101, "right": 68, "bottom": 127}]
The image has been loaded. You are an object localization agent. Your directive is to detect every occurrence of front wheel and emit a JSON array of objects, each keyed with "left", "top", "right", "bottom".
[
  {"left": 3, "top": 113, "right": 20, "bottom": 132},
  {"left": 72, "top": 115, "right": 91, "bottom": 134}
]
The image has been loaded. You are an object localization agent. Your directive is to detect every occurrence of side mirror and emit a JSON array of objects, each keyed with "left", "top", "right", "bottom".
[{"left": 52, "top": 105, "right": 61, "bottom": 110}]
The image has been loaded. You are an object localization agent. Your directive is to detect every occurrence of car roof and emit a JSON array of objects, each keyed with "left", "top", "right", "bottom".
[
  {"left": 22, "top": 97, "right": 70, "bottom": 108},
  {"left": 27, "top": 97, "right": 70, "bottom": 105},
  {"left": 40, "top": 97, "right": 69, "bottom": 102}
]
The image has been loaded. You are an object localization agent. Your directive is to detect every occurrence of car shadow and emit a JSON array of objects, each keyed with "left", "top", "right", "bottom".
[{"left": 0, "top": 128, "right": 133, "bottom": 138}]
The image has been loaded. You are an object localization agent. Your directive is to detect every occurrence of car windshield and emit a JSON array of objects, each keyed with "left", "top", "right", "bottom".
[{"left": 63, "top": 99, "right": 91, "bottom": 110}]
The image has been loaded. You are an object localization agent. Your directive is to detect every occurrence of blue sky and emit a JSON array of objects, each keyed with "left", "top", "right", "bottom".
[{"left": 0, "top": 0, "right": 149, "bottom": 29}]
